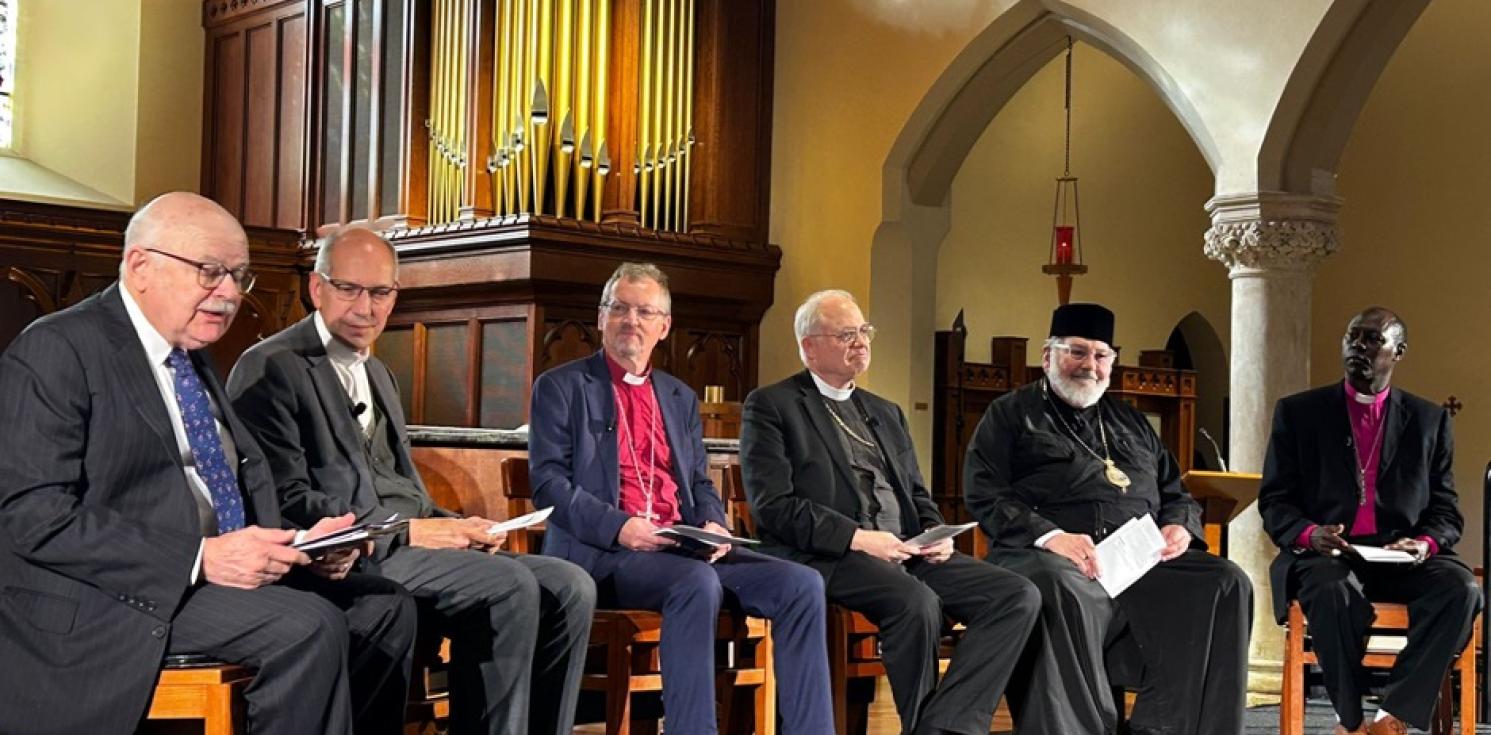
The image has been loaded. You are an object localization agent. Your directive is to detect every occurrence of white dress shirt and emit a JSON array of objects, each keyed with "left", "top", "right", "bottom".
[
  {"left": 120, "top": 285, "right": 240, "bottom": 579},
  {"left": 314, "top": 311, "right": 374, "bottom": 434}
]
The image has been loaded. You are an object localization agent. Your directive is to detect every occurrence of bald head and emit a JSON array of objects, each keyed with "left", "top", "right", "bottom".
[
  {"left": 123, "top": 192, "right": 246, "bottom": 266},
  {"left": 119, "top": 192, "right": 251, "bottom": 350},
  {"left": 310, "top": 225, "right": 400, "bottom": 351}
]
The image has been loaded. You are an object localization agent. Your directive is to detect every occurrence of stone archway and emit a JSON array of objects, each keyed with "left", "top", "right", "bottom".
[{"left": 870, "top": 0, "right": 1220, "bottom": 453}]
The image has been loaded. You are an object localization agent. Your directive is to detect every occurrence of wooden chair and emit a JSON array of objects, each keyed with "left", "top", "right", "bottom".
[
  {"left": 721, "top": 465, "right": 967, "bottom": 735},
  {"left": 145, "top": 661, "right": 253, "bottom": 735},
  {"left": 500, "top": 456, "right": 775, "bottom": 735},
  {"left": 1282, "top": 596, "right": 1482, "bottom": 735}
]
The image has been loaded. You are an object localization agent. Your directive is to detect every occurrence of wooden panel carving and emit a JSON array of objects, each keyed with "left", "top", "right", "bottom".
[
  {"left": 203, "top": 0, "right": 311, "bottom": 230},
  {"left": 0, "top": 198, "right": 308, "bottom": 371},
  {"left": 675, "top": 329, "right": 744, "bottom": 401},
  {"left": 542, "top": 318, "right": 601, "bottom": 371}
]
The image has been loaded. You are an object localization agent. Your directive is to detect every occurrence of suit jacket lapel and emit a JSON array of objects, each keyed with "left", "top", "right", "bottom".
[
  {"left": 298, "top": 322, "right": 376, "bottom": 499},
  {"left": 367, "top": 357, "right": 421, "bottom": 483},
  {"left": 584, "top": 353, "right": 620, "bottom": 501},
  {"left": 99, "top": 289, "right": 177, "bottom": 455},
  {"left": 1377, "top": 389, "right": 1409, "bottom": 482},
  {"left": 794, "top": 372, "right": 860, "bottom": 493},
  {"left": 1324, "top": 383, "right": 1361, "bottom": 494},
  {"left": 656, "top": 379, "right": 693, "bottom": 502}
]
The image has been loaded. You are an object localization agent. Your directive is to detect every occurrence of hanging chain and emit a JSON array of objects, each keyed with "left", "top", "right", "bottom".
[{"left": 1063, "top": 36, "right": 1073, "bottom": 177}]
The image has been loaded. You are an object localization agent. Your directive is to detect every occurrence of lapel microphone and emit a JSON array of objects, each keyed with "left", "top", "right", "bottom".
[{"left": 351, "top": 402, "right": 367, "bottom": 418}]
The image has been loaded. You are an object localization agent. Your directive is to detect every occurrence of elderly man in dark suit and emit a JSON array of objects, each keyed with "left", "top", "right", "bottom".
[
  {"left": 740, "top": 289, "right": 1040, "bottom": 735},
  {"left": 228, "top": 226, "right": 595, "bottom": 735},
  {"left": 527, "top": 262, "right": 834, "bottom": 735},
  {"left": 1260, "top": 306, "right": 1481, "bottom": 735},
  {"left": 0, "top": 193, "right": 416, "bottom": 735}
]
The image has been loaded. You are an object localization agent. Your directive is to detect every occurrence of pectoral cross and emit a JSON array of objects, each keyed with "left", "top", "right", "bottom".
[{"left": 636, "top": 506, "right": 660, "bottom": 522}]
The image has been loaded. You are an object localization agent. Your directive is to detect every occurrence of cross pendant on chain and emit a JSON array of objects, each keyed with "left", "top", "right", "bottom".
[{"left": 636, "top": 507, "right": 660, "bottom": 522}]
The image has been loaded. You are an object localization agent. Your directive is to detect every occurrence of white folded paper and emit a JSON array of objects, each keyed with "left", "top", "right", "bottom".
[
  {"left": 487, "top": 506, "right": 554, "bottom": 535},
  {"left": 1094, "top": 515, "right": 1166, "bottom": 597},
  {"left": 905, "top": 522, "right": 979, "bottom": 548},
  {"left": 1352, "top": 544, "right": 1417, "bottom": 564}
]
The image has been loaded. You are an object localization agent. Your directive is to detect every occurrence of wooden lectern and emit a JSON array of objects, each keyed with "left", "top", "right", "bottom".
[{"left": 1181, "top": 471, "right": 1261, "bottom": 557}]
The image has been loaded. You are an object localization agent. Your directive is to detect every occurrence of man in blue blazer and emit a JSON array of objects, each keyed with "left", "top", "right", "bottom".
[{"left": 528, "top": 262, "right": 834, "bottom": 734}]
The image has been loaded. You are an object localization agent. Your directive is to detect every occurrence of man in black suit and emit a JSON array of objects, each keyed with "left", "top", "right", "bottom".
[
  {"left": 0, "top": 193, "right": 416, "bottom": 735},
  {"left": 228, "top": 226, "right": 595, "bottom": 735},
  {"left": 964, "top": 302, "right": 1251, "bottom": 735},
  {"left": 1260, "top": 307, "right": 1481, "bottom": 735},
  {"left": 740, "top": 289, "right": 1040, "bottom": 735}
]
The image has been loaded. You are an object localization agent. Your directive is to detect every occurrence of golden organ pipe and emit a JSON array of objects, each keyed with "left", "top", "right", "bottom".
[
  {"left": 637, "top": 0, "right": 652, "bottom": 227},
  {"left": 680, "top": 0, "right": 693, "bottom": 231},
  {"left": 553, "top": 0, "right": 573, "bottom": 217},
  {"left": 516, "top": 0, "right": 531, "bottom": 214},
  {"left": 592, "top": 0, "right": 609, "bottom": 222},
  {"left": 574, "top": 0, "right": 593, "bottom": 218},
  {"left": 533, "top": 0, "right": 553, "bottom": 214}
]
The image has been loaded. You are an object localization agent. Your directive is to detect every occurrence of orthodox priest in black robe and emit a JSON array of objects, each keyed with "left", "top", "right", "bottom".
[{"left": 964, "top": 303, "right": 1252, "bottom": 735}]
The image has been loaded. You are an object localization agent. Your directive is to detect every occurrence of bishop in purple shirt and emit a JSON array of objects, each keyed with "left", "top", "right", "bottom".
[{"left": 1260, "top": 306, "right": 1481, "bottom": 735}]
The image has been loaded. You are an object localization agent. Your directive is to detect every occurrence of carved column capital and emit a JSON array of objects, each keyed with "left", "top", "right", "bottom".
[{"left": 1204, "top": 192, "right": 1343, "bottom": 275}]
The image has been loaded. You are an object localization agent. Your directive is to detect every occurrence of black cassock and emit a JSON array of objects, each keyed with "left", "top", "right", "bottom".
[{"left": 964, "top": 380, "right": 1251, "bottom": 735}]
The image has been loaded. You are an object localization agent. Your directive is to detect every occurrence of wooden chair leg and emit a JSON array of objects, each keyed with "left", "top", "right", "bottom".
[
  {"left": 756, "top": 628, "right": 775, "bottom": 735},
  {"left": 205, "top": 682, "right": 237, "bottom": 735},
  {"left": 1282, "top": 605, "right": 1306, "bottom": 735},
  {"left": 1460, "top": 631, "right": 1477, "bottom": 735},
  {"left": 606, "top": 636, "right": 633, "bottom": 735},
  {"left": 828, "top": 620, "right": 849, "bottom": 735}
]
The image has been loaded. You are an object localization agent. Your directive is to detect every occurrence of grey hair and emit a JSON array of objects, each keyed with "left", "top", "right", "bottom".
[
  {"left": 599, "top": 262, "right": 671, "bottom": 313},
  {"left": 1043, "top": 336, "right": 1065, "bottom": 351},
  {"left": 312, "top": 225, "right": 399, "bottom": 278},
  {"left": 119, "top": 200, "right": 161, "bottom": 278},
  {"left": 794, "top": 289, "right": 858, "bottom": 365}
]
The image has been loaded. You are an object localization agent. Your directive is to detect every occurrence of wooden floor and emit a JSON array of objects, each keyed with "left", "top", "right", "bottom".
[{"left": 573, "top": 676, "right": 1017, "bottom": 734}]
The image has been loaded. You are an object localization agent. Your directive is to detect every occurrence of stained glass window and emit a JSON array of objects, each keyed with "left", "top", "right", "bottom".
[{"left": 0, "top": 0, "right": 15, "bottom": 150}]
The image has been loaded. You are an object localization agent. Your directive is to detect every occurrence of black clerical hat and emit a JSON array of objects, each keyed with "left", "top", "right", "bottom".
[{"left": 1049, "top": 303, "right": 1115, "bottom": 344}]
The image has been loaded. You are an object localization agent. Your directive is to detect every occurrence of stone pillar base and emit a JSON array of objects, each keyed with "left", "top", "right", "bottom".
[{"left": 1247, "top": 657, "right": 1284, "bottom": 707}]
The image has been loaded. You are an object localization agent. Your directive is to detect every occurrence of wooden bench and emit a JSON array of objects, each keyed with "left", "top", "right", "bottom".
[{"left": 145, "top": 663, "right": 253, "bottom": 735}]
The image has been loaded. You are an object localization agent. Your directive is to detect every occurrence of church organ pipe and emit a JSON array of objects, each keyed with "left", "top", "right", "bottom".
[{"left": 421, "top": 0, "right": 694, "bottom": 228}]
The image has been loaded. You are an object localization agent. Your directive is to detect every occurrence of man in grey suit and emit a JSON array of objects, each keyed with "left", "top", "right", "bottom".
[
  {"left": 0, "top": 192, "right": 417, "bottom": 735},
  {"left": 228, "top": 225, "right": 595, "bottom": 735}
]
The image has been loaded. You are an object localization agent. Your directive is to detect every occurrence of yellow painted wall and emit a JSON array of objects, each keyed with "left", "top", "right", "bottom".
[
  {"left": 938, "top": 42, "right": 1223, "bottom": 371},
  {"left": 134, "top": 0, "right": 204, "bottom": 204},
  {"left": 1315, "top": 0, "right": 1491, "bottom": 562},
  {"left": 7, "top": 0, "right": 200, "bottom": 207},
  {"left": 766, "top": 1, "right": 990, "bottom": 387}
]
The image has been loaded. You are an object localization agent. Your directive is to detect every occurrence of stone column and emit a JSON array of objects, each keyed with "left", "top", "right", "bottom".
[{"left": 1203, "top": 192, "right": 1341, "bottom": 703}]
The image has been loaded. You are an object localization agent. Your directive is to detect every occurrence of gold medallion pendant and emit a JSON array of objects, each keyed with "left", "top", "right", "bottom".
[{"left": 1103, "top": 460, "right": 1132, "bottom": 492}]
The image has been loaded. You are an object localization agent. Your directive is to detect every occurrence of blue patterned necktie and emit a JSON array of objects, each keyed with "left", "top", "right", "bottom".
[{"left": 166, "top": 348, "right": 245, "bottom": 533}]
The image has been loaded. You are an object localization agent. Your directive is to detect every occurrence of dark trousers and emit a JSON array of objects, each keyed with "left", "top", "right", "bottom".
[
  {"left": 591, "top": 546, "right": 835, "bottom": 735},
  {"left": 991, "top": 548, "right": 1252, "bottom": 735},
  {"left": 1292, "top": 554, "right": 1481, "bottom": 730},
  {"left": 825, "top": 551, "right": 1040, "bottom": 735},
  {"left": 167, "top": 571, "right": 417, "bottom": 735},
  {"left": 380, "top": 548, "right": 596, "bottom": 735}
]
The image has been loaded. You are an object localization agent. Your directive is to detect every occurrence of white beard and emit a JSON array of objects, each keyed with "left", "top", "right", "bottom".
[{"left": 1046, "top": 364, "right": 1108, "bottom": 409}]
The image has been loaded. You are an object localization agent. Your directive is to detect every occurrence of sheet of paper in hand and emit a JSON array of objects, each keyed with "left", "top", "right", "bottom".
[
  {"left": 905, "top": 522, "right": 979, "bottom": 548},
  {"left": 653, "top": 524, "right": 762, "bottom": 548},
  {"left": 487, "top": 506, "right": 554, "bottom": 535},
  {"left": 294, "top": 518, "right": 410, "bottom": 556},
  {"left": 1352, "top": 545, "right": 1418, "bottom": 564},
  {"left": 1094, "top": 515, "right": 1166, "bottom": 598}
]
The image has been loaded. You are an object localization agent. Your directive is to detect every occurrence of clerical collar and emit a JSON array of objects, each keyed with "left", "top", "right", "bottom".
[
  {"left": 313, "top": 311, "right": 370, "bottom": 369},
  {"left": 1345, "top": 381, "right": 1390, "bottom": 406},
  {"left": 605, "top": 352, "right": 651, "bottom": 386},
  {"left": 810, "top": 371, "right": 855, "bottom": 401}
]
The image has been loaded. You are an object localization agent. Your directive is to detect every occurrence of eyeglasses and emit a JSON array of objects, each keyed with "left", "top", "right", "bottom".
[
  {"left": 317, "top": 273, "right": 400, "bottom": 304},
  {"left": 602, "top": 300, "right": 668, "bottom": 323},
  {"left": 808, "top": 324, "right": 877, "bottom": 345},
  {"left": 146, "top": 248, "right": 256, "bottom": 293},
  {"left": 1051, "top": 342, "right": 1118, "bottom": 366}
]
